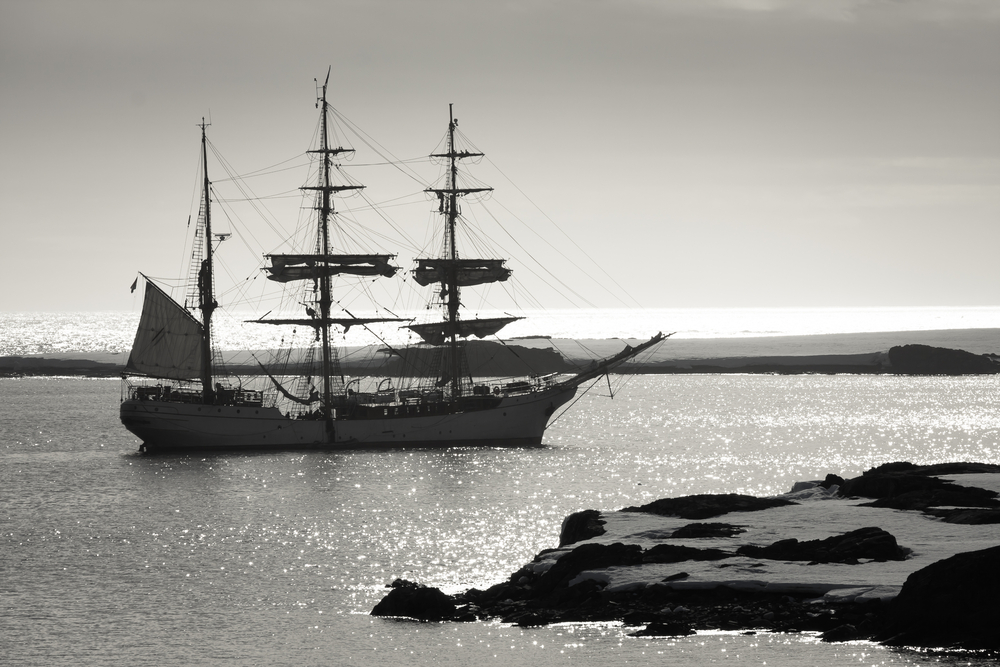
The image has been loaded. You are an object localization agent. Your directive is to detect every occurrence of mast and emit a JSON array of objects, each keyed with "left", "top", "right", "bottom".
[
  {"left": 316, "top": 74, "right": 336, "bottom": 424},
  {"left": 258, "top": 71, "right": 400, "bottom": 420},
  {"left": 302, "top": 71, "right": 366, "bottom": 426},
  {"left": 198, "top": 118, "right": 217, "bottom": 402},
  {"left": 424, "top": 105, "right": 493, "bottom": 397},
  {"left": 445, "top": 105, "right": 461, "bottom": 397}
]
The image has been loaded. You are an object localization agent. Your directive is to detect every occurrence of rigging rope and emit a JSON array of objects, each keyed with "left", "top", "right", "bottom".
[{"left": 486, "top": 156, "right": 643, "bottom": 309}]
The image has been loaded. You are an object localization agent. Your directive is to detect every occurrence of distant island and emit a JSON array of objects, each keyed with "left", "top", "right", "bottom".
[{"left": 4, "top": 330, "right": 999, "bottom": 378}]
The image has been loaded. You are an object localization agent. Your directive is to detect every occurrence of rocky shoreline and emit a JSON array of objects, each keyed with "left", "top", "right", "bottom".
[{"left": 371, "top": 462, "right": 1000, "bottom": 653}]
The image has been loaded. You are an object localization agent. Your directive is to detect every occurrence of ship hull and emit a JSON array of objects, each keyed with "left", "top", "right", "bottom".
[{"left": 120, "top": 385, "right": 577, "bottom": 453}]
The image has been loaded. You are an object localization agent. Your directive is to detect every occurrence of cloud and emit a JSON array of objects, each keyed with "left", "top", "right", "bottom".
[{"left": 631, "top": 0, "right": 1000, "bottom": 22}]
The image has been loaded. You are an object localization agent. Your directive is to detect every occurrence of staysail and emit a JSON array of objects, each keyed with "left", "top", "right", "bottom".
[{"left": 125, "top": 278, "right": 204, "bottom": 380}]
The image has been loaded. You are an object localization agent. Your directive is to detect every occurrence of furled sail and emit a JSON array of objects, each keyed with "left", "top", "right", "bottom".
[
  {"left": 407, "top": 316, "right": 523, "bottom": 345},
  {"left": 265, "top": 254, "right": 398, "bottom": 283},
  {"left": 411, "top": 258, "right": 511, "bottom": 287},
  {"left": 250, "top": 316, "right": 410, "bottom": 332},
  {"left": 125, "top": 279, "right": 204, "bottom": 380}
]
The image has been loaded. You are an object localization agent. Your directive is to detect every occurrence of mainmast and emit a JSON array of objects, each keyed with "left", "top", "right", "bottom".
[
  {"left": 257, "top": 72, "right": 402, "bottom": 425},
  {"left": 309, "top": 72, "right": 362, "bottom": 424},
  {"left": 427, "top": 105, "right": 492, "bottom": 397},
  {"left": 444, "top": 106, "right": 462, "bottom": 397},
  {"left": 316, "top": 77, "right": 336, "bottom": 421},
  {"left": 418, "top": 106, "right": 524, "bottom": 397},
  {"left": 198, "top": 118, "right": 217, "bottom": 402}
]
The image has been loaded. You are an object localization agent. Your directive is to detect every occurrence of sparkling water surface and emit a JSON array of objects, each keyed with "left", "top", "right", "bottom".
[
  {"left": 3, "top": 374, "right": 1000, "bottom": 665},
  {"left": 4, "top": 306, "right": 1000, "bottom": 357}
]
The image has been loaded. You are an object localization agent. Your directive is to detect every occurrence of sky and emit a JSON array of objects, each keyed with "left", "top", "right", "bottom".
[{"left": 2, "top": 0, "right": 999, "bottom": 312}]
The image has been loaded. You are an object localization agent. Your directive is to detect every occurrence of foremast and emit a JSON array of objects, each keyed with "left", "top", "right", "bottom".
[
  {"left": 124, "top": 121, "right": 222, "bottom": 388},
  {"left": 197, "top": 118, "right": 217, "bottom": 402}
]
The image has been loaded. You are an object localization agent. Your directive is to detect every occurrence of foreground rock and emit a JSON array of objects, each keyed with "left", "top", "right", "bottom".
[
  {"left": 878, "top": 545, "right": 1000, "bottom": 650},
  {"left": 371, "top": 579, "right": 458, "bottom": 621},
  {"left": 371, "top": 462, "right": 1000, "bottom": 652},
  {"left": 375, "top": 570, "right": 890, "bottom": 640}
]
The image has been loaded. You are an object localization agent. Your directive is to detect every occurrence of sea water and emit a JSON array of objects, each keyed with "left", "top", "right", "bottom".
[
  {"left": 3, "top": 371, "right": 1000, "bottom": 666},
  {"left": 3, "top": 306, "right": 1000, "bottom": 357}
]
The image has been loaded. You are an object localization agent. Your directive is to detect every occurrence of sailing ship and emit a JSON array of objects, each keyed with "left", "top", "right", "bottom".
[{"left": 119, "top": 75, "right": 666, "bottom": 453}]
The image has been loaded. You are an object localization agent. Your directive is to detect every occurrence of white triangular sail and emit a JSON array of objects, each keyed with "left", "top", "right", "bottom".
[{"left": 125, "top": 279, "right": 204, "bottom": 380}]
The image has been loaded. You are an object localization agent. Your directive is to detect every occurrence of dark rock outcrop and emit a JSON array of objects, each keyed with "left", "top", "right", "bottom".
[
  {"left": 888, "top": 344, "right": 1000, "bottom": 375},
  {"left": 531, "top": 542, "right": 644, "bottom": 595},
  {"left": 622, "top": 494, "right": 796, "bottom": 520},
  {"left": 559, "top": 509, "right": 606, "bottom": 547},
  {"left": 642, "top": 544, "right": 731, "bottom": 564},
  {"left": 370, "top": 579, "right": 456, "bottom": 620},
  {"left": 450, "top": 579, "right": 890, "bottom": 636},
  {"left": 736, "top": 527, "right": 907, "bottom": 564},
  {"left": 670, "top": 522, "right": 746, "bottom": 538},
  {"left": 819, "top": 473, "right": 845, "bottom": 489},
  {"left": 923, "top": 508, "right": 1000, "bottom": 524},
  {"left": 838, "top": 462, "right": 1000, "bottom": 511},
  {"left": 878, "top": 545, "right": 1000, "bottom": 650}
]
